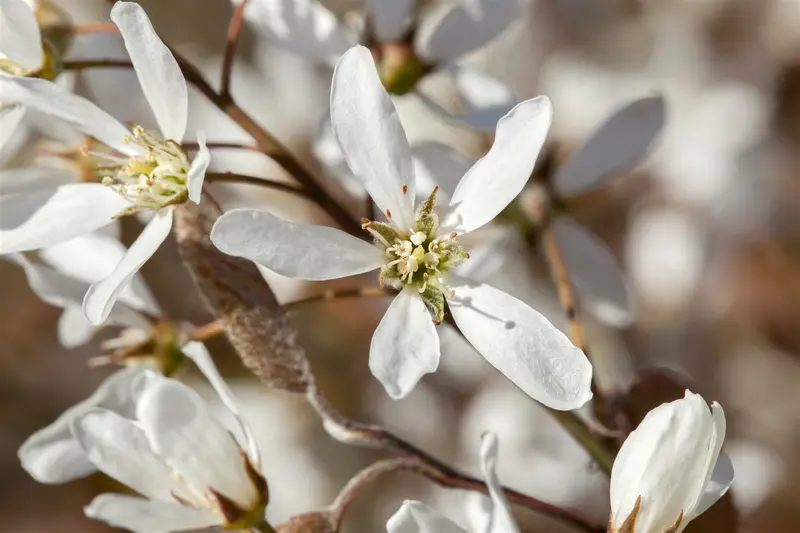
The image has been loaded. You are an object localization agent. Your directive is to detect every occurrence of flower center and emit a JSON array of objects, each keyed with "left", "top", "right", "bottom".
[
  {"left": 363, "top": 187, "right": 469, "bottom": 324},
  {"left": 89, "top": 126, "right": 190, "bottom": 217}
]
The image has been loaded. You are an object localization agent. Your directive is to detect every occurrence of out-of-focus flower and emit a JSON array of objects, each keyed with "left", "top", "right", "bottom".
[
  {"left": 0, "top": 1, "right": 211, "bottom": 326},
  {"left": 238, "top": 0, "right": 519, "bottom": 130},
  {"left": 388, "top": 432, "right": 518, "bottom": 533},
  {"left": 19, "top": 342, "right": 268, "bottom": 532},
  {"left": 609, "top": 390, "right": 734, "bottom": 533},
  {"left": 0, "top": 0, "right": 42, "bottom": 76},
  {"left": 212, "top": 45, "right": 591, "bottom": 409}
]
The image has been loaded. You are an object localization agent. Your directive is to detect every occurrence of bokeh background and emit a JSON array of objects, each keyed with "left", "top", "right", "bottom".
[{"left": 3, "top": 0, "right": 800, "bottom": 532}]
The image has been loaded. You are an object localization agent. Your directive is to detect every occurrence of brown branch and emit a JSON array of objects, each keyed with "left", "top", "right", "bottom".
[
  {"left": 284, "top": 286, "right": 389, "bottom": 308},
  {"left": 220, "top": 0, "right": 250, "bottom": 98},
  {"left": 184, "top": 141, "right": 263, "bottom": 153},
  {"left": 205, "top": 171, "right": 313, "bottom": 200},
  {"left": 542, "top": 227, "right": 588, "bottom": 354},
  {"left": 308, "top": 390, "right": 603, "bottom": 532},
  {"left": 48, "top": 22, "right": 119, "bottom": 34},
  {"left": 62, "top": 59, "right": 132, "bottom": 70}
]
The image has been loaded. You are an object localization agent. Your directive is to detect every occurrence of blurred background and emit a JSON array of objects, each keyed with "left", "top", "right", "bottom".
[{"left": 3, "top": 0, "right": 800, "bottom": 531}]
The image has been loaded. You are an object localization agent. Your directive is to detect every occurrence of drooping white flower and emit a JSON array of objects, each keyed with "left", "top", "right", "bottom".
[
  {"left": 212, "top": 45, "right": 591, "bottom": 409},
  {"left": 609, "top": 390, "right": 734, "bottom": 533},
  {"left": 20, "top": 342, "right": 267, "bottom": 532},
  {"left": 548, "top": 95, "right": 666, "bottom": 327},
  {"left": 388, "top": 432, "right": 518, "bottom": 533},
  {"left": 0, "top": 1, "right": 211, "bottom": 326},
  {"left": 239, "top": 0, "right": 519, "bottom": 130}
]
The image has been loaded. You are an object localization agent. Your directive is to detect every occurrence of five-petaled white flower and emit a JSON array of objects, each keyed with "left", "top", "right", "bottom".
[
  {"left": 239, "top": 0, "right": 518, "bottom": 131},
  {"left": 609, "top": 390, "right": 734, "bottom": 533},
  {"left": 19, "top": 342, "right": 268, "bottom": 532},
  {"left": 211, "top": 45, "right": 592, "bottom": 409},
  {"left": 388, "top": 432, "right": 518, "bottom": 533},
  {"left": 0, "top": 1, "right": 210, "bottom": 326}
]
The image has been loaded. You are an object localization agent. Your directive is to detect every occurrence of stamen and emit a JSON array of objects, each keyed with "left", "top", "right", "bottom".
[{"left": 402, "top": 184, "right": 408, "bottom": 195}]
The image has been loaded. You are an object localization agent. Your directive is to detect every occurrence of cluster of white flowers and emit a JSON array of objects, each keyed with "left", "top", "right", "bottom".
[{"left": 1, "top": 1, "right": 738, "bottom": 532}]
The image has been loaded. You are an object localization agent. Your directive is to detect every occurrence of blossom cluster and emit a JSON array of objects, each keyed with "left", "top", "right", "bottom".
[{"left": 2, "top": 1, "right": 738, "bottom": 532}]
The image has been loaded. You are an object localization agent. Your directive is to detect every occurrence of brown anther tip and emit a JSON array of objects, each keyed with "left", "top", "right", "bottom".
[
  {"left": 449, "top": 232, "right": 457, "bottom": 239},
  {"left": 385, "top": 209, "right": 392, "bottom": 219},
  {"left": 360, "top": 217, "right": 370, "bottom": 224},
  {"left": 449, "top": 290, "right": 455, "bottom": 298},
  {"left": 402, "top": 184, "right": 408, "bottom": 194},
  {"left": 433, "top": 186, "right": 439, "bottom": 193}
]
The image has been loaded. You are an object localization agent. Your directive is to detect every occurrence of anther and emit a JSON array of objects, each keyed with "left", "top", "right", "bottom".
[{"left": 402, "top": 184, "right": 408, "bottom": 195}]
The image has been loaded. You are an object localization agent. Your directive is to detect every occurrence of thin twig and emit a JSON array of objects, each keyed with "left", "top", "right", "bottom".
[
  {"left": 205, "top": 171, "right": 313, "bottom": 200},
  {"left": 48, "top": 22, "right": 119, "bottom": 34},
  {"left": 184, "top": 141, "right": 263, "bottom": 153},
  {"left": 62, "top": 59, "right": 132, "bottom": 70},
  {"left": 310, "top": 392, "right": 603, "bottom": 533},
  {"left": 220, "top": 0, "right": 250, "bottom": 98},
  {"left": 189, "top": 320, "right": 225, "bottom": 342},
  {"left": 284, "top": 286, "right": 390, "bottom": 308}
]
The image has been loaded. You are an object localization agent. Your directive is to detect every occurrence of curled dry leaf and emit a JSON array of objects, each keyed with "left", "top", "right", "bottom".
[{"left": 173, "top": 199, "right": 312, "bottom": 393}]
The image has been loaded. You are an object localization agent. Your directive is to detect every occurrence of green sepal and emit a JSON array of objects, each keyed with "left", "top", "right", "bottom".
[
  {"left": 419, "top": 285, "right": 445, "bottom": 325},
  {"left": 440, "top": 241, "right": 469, "bottom": 269},
  {"left": 416, "top": 187, "right": 439, "bottom": 218},
  {"left": 379, "top": 265, "right": 403, "bottom": 290},
  {"left": 365, "top": 221, "right": 400, "bottom": 246}
]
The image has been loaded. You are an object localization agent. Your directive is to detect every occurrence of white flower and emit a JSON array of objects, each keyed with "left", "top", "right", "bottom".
[
  {"left": 388, "top": 432, "right": 518, "bottom": 533},
  {"left": 0, "top": 1, "right": 211, "bottom": 326},
  {"left": 8, "top": 231, "right": 161, "bottom": 348},
  {"left": 212, "top": 46, "right": 591, "bottom": 409},
  {"left": 548, "top": 95, "right": 666, "bottom": 327},
  {"left": 239, "top": 0, "right": 519, "bottom": 130},
  {"left": 0, "top": 0, "right": 42, "bottom": 76},
  {"left": 609, "top": 390, "right": 734, "bottom": 533},
  {"left": 20, "top": 342, "right": 267, "bottom": 532}
]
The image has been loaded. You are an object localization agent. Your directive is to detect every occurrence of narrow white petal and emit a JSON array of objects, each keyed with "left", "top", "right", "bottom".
[
  {"left": 370, "top": 288, "right": 440, "bottom": 399},
  {"left": 0, "top": 104, "right": 25, "bottom": 153},
  {"left": 609, "top": 391, "right": 719, "bottom": 532},
  {"left": 242, "top": 0, "right": 357, "bottom": 66},
  {"left": 72, "top": 409, "right": 178, "bottom": 501},
  {"left": 0, "top": 0, "right": 42, "bottom": 69},
  {"left": 182, "top": 341, "right": 260, "bottom": 468},
  {"left": 411, "top": 142, "right": 474, "bottom": 202},
  {"left": 479, "top": 433, "right": 519, "bottom": 533},
  {"left": 211, "top": 209, "right": 383, "bottom": 280},
  {"left": 40, "top": 232, "right": 161, "bottom": 316},
  {"left": 331, "top": 45, "right": 416, "bottom": 228},
  {"left": 111, "top": 1, "right": 188, "bottom": 141},
  {"left": 85, "top": 494, "right": 220, "bottom": 532},
  {"left": 186, "top": 131, "right": 210, "bottom": 204},
  {"left": 551, "top": 218, "right": 631, "bottom": 327},
  {"left": 443, "top": 96, "right": 552, "bottom": 234},
  {"left": 388, "top": 500, "right": 469, "bottom": 533},
  {"left": 0, "top": 166, "right": 77, "bottom": 195},
  {"left": 556, "top": 95, "right": 665, "bottom": 196},
  {"left": 446, "top": 274, "right": 592, "bottom": 410},
  {"left": 83, "top": 208, "right": 173, "bottom": 325},
  {"left": 370, "top": 0, "right": 413, "bottom": 41},
  {"left": 690, "top": 403, "right": 732, "bottom": 519},
  {"left": 0, "top": 183, "right": 129, "bottom": 253},
  {"left": 57, "top": 307, "right": 96, "bottom": 348},
  {"left": 0, "top": 74, "right": 135, "bottom": 155},
  {"left": 136, "top": 379, "right": 261, "bottom": 511},
  {"left": 415, "top": 0, "right": 518, "bottom": 63},
  {"left": 18, "top": 367, "right": 152, "bottom": 484}
]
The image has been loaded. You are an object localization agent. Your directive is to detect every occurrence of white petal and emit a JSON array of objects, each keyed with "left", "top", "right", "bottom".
[
  {"left": 689, "top": 403, "right": 732, "bottom": 519},
  {"left": 369, "top": 288, "right": 440, "bottom": 399},
  {"left": 85, "top": 493, "right": 220, "bottom": 532},
  {"left": 57, "top": 307, "right": 96, "bottom": 348},
  {"left": 555, "top": 95, "right": 665, "bottom": 196},
  {"left": 0, "top": 0, "right": 42, "bottom": 69},
  {"left": 446, "top": 274, "right": 592, "bottom": 410},
  {"left": 111, "top": 1, "right": 188, "bottom": 141},
  {"left": 18, "top": 367, "right": 153, "bottom": 484},
  {"left": 443, "top": 96, "right": 552, "bottom": 234},
  {"left": 411, "top": 142, "right": 474, "bottom": 202},
  {"left": 370, "top": 0, "right": 413, "bottom": 41},
  {"left": 388, "top": 500, "right": 469, "bottom": 533},
  {"left": 0, "top": 104, "right": 25, "bottom": 153},
  {"left": 551, "top": 218, "right": 631, "bottom": 327},
  {"left": 0, "top": 183, "right": 129, "bottom": 253},
  {"left": 211, "top": 209, "right": 384, "bottom": 280},
  {"left": 415, "top": 0, "right": 518, "bottom": 63},
  {"left": 72, "top": 409, "right": 178, "bottom": 501},
  {"left": 479, "top": 432, "right": 519, "bottom": 533},
  {"left": 0, "top": 166, "right": 77, "bottom": 195},
  {"left": 40, "top": 232, "right": 161, "bottom": 316},
  {"left": 182, "top": 341, "right": 260, "bottom": 468},
  {"left": 0, "top": 74, "right": 135, "bottom": 155},
  {"left": 136, "top": 379, "right": 261, "bottom": 511},
  {"left": 186, "top": 131, "right": 210, "bottom": 204},
  {"left": 83, "top": 208, "right": 173, "bottom": 325},
  {"left": 609, "top": 391, "right": 720, "bottom": 532},
  {"left": 242, "top": 0, "right": 357, "bottom": 66},
  {"left": 331, "top": 45, "right": 416, "bottom": 229}
]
